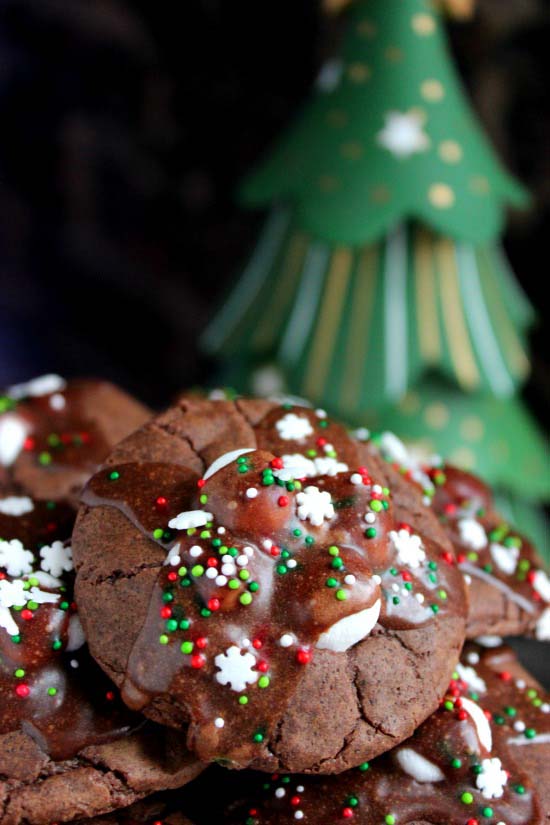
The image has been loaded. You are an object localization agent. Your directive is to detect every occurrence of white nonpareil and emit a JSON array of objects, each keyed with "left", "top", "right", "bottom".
[
  {"left": 296, "top": 486, "right": 335, "bottom": 526},
  {"left": 40, "top": 541, "right": 73, "bottom": 577},
  {"left": 214, "top": 646, "right": 259, "bottom": 692},
  {"left": 275, "top": 413, "right": 314, "bottom": 441},
  {"left": 316, "top": 599, "right": 381, "bottom": 652},
  {"left": 475, "top": 757, "right": 508, "bottom": 799},
  {"left": 489, "top": 542, "right": 519, "bottom": 576},
  {"left": 395, "top": 748, "right": 445, "bottom": 782},
  {"left": 458, "top": 518, "right": 488, "bottom": 551},
  {"left": 455, "top": 662, "right": 487, "bottom": 695},
  {"left": 168, "top": 510, "right": 213, "bottom": 530},
  {"left": 389, "top": 529, "right": 426, "bottom": 569},
  {"left": 0, "top": 496, "right": 34, "bottom": 516},
  {"left": 377, "top": 111, "right": 430, "bottom": 159},
  {"left": 0, "top": 538, "right": 34, "bottom": 577}
]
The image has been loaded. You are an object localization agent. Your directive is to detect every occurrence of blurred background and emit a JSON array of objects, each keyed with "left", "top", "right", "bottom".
[{"left": 0, "top": 0, "right": 548, "bottom": 410}]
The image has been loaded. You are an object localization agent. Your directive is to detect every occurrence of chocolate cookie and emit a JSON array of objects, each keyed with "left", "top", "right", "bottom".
[
  {"left": 0, "top": 489, "right": 202, "bottom": 825},
  {"left": 223, "top": 643, "right": 550, "bottom": 824},
  {"left": 373, "top": 432, "right": 550, "bottom": 640},
  {"left": 73, "top": 398, "right": 467, "bottom": 773},
  {"left": 0, "top": 375, "right": 150, "bottom": 507}
]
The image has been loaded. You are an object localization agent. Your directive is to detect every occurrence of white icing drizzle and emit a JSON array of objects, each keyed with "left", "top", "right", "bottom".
[
  {"left": 203, "top": 449, "right": 255, "bottom": 481},
  {"left": 316, "top": 599, "right": 381, "bottom": 652},
  {"left": 395, "top": 747, "right": 445, "bottom": 782},
  {"left": 459, "top": 562, "right": 536, "bottom": 615}
]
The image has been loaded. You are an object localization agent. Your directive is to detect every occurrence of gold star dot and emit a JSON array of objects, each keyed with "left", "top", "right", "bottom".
[
  {"left": 370, "top": 184, "right": 391, "bottom": 204},
  {"left": 460, "top": 416, "right": 484, "bottom": 442},
  {"left": 340, "top": 140, "right": 363, "bottom": 160},
  {"left": 319, "top": 175, "right": 341, "bottom": 193},
  {"left": 469, "top": 175, "right": 490, "bottom": 195},
  {"left": 428, "top": 183, "right": 455, "bottom": 209},
  {"left": 385, "top": 46, "right": 404, "bottom": 63},
  {"left": 412, "top": 13, "right": 436, "bottom": 35},
  {"left": 357, "top": 19, "right": 377, "bottom": 38},
  {"left": 448, "top": 446, "right": 476, "bottom": 470},
  {"left": 347, "top": 62, "right": 371, "bottom": 83},
  {"left": 398, "top": 392, "right": 421, "bottom": 415},
  {"left": 326, "top": 109, "right": 348, "bottom": 129},
  {"left": 424, "top": 402, "right": 450, "bottom": 430},
  {"left": 421, "top": 79, "right": 445, "bottom": 102},
  {"left": 439, "top": 140, "right": 463, "bottom": 164}
]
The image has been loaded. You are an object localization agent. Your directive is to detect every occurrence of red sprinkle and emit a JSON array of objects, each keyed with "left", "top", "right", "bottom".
[
  {"left": 167, "top": 571, "right": 178, "bottom": 582},
  {"left": 317, "top": 437, "right": 327, "bottom": 447},
  {"left": 252, "top": 638, "right": 263, "bottom": 650},
  {"left": 271, "top": 457, "right": 284, "bottom": 469},
  {"left": 499, "top": 671, "right": 512, "bottom": 682},
  {"left": 207, "top": 598, "right": 220, "bottom": 611},
  {"left": 21, "top": 609, "right": 33, "bottom": 621},
  {"left": 270, "top": 545, "right": 281, "bottom": 557},
  {"left": 441, "top": 551, "right": 455, "bottom": 565},
  {"left": 191, "top": 654, "right": 205, "bottom": 669},
  {"left": 160, "top": 606, "right": 172, "bottom": 619},
  {"left": 15, "top": 684, "right": 30, "bottom": 698},
  {"left": 290, "top": 796, "right": 301, "bottom": 807},
  {"left": 342, "top": 808, "right": 354, "bottom": 819},
  {"left": 23, "top": 437, "right": 35, "bottom": 451},
  {"left": 197, "top": 479, "right": 206, "bottom": 488},
  {"left": 296, "top": 649, "right": 312, "bottom": 665},
  {"left": 257, "top": 661, "right": 269, "bottom": 673},
  {"left": 278, "top": 496, "right": 289, "bottom": 507},
  {"left": 105, "top": 691, "right": 115, "bottom": 701},
  {"left": 195, "top": 637, "right": 208, "bottom": 649},
  {"left": 457, "top": 710, "right": 468, "bottom": 721},
  {"left": 155, "top": 496, "right": 168, "bottom": 510},
  {"left": 398, "top": 522, "right": 412, "bottom": 533},
  {"left": 207, "top": 557, "right": 219, "bottom": 567}
]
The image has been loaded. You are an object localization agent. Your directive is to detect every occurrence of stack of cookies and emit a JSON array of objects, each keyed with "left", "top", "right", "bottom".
[{"left": 1, "top": 383, "right": 548, "bottom": 824}]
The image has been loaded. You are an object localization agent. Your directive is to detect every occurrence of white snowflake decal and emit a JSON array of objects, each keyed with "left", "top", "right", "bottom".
[
  {"left": 168, "top": 510, "right": 213, "bottom": 530},
  {"left": 0, "top": 578, "right": 29, "bottom": 609},
  {"left": 313, "top": 456, "right": 349, "bottom": 477},
  {"left": 475, "top": 757, "right": 508, "bottom": 799},
  {"left": 274, "top": 454, "right": 348, "bottom": 481},
  {"left": 489, "top": 542, "right": 519, "bottom": 576},
  {"left": 0, "top": 539, "right": 34, "bottom": 577},
  {"left": 214, "top": 646, "right": 259, "bottom": 692},
  {"left": 532, "top": 570, "right": 550, "bottom": 603},
  {"left": 455, "top": 662, "right": 487, "bottom": 695},
  {"left": 389, "top": 529, "right": 426, "bottom": 569},
  {"left": 275, "top": 413, "right": 314, "bottom": 442},
  {"left": 377, "top": 110, "right": 429, "bottom": 159},
  {"left": 458, "top": 518, "right": 488, "bottom": 551},
  {"left": 0, "top": 496, "right": 34, "bottom": 516},
  {"left": 296, "top": 486, "right": 335, "bottom": 526},
  {"left": 39, "top": 541, "right": 73, "bottom": 577}
]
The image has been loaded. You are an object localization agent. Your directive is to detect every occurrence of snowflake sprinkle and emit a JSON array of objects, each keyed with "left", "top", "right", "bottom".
[
  {"left": 275, "top": 413, "right": 314, "bottom": 442},
  {"left": 389, "top": 529, "right": 426, "bottom": 569},
  {"left": 296, "top": 486, "right": 335, "bottom": 526},
  {"left": 39, "top": 541, "right": 73, "bottom": 577},
  {"left": 475, "top": 757, "right": 508, "bottom": 799},
  {"left": 214, "top": 645, "right": 259, "bottom": 692},
  {"left": 0, "top": 539, "right": 34, "bottom": 577}
]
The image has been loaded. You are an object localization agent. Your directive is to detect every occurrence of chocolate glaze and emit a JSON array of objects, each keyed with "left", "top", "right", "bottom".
[
  {"left": 225, "top": 644, "right": 550, "bottom": 824},
  {"left": 82, "top": 405, "right": 466, "bottom": 767},
  {"left": 0, "top": 491, "right": 137, "bottom": 761}
]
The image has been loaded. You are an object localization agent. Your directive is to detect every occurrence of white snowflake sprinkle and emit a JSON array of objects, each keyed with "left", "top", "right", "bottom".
[
  {"left": 0, "top": 607, "right": 18, "bottom": 636},
  {"left": 0, "top": 539, "right": 34, "bottom": 577},
  {"left": 0, "top": 578, "right": 29, "bottom": 609},
  {"left": 532, "top": 570, "right": 550, "bottom": 602},
  {"left": 389, "top": 529, "right": 426, "bottom": 569},
  {"left": 455, "top": 662, "right": 487, "bottom": 695},
  {"left": 296, "top": 486, "right": 335, "bottom": 526},
  {"left": 39, "top": 542, "right": 73, "bottom": 577},
  {"left": 214, "top": 646, "right": 259, "bottom": 692},
  {"left": 168, "top": 510, "right": 213, "bottom": 530},
  {"left": 275, "top": 413, "right": 314, "bottom": 441},
  {"left": 490, "top": 542, "right": 519, "bottom": 576},
  {"left": 0, "top": 496, "right": 34, "bottom": 516},
  {"left": 458, "top": 518, "right": 487, "bottom": 551},
  {"left": 475, "top": 757, "right": 508, "bottom": 800}
]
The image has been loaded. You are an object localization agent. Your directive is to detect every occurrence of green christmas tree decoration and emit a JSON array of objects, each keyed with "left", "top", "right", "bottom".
[{"left": 202, "top": 0, "right": 549, "bottom": 556}]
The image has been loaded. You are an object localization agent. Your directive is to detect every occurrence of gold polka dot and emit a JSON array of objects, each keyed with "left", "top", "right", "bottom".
[
  {"left": 347, "top": 62, "right": 371, "bottom": 83},
  {"left": 439, "top": 140, "right": 463, "bottom": 163},
  {"left": 340, "top": 140, "right": 363, "bottom": 160},
  {"left": 460, "top": 416, "right": 485, "bottom": 442},
  {"left": 318, "top": 175, "right": 341, "bottom": 193},
  {"left": 326, "top": 109, "right": 348, "bottom": 129},
  {"left": 428, "top": 183, "right": 455, "bottom": 209},
  {"left": 398, "top": 392, "right": 421, "bottom": 416},
  {"left": 448, "top": 446, "right": 476, "bottom": 470},
  {"left": 357, "top": 19, "right": 377, "bottom": 38},
  {"left": 370, "top": 184, "right": 391, "bottom": 204},
  {"left": 385, "top": 46, "right": 404, "bottom": 63},
  {"left": 469, "top": 175, "right": 490, "bottom": 195},
  {"left": 412, "top": 13, "right": 436, "bottom": 35},
  {"left": 424, "top": 402, "right": 450, "bottom": 430},
  {"left": 421, "top": 79, "right": 445, "bottom": 102}
]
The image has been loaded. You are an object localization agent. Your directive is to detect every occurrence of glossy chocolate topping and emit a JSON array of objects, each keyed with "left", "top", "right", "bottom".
[
  {"left": 0, "top": 490, "right": 136, "bottom": 760},
  {"left": 225, "top": 644, "right": 550, "bottom": 824},
  {"left": 81, "top": 404, "right": 466, "bottom": 768}
]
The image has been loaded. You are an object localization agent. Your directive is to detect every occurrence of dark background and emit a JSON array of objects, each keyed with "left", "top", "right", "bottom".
[{"left": 0, "top": 0, "right": 548, "bottom": 413}]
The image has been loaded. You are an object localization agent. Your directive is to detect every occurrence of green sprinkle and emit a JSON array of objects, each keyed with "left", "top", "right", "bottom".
[
  {"left": 159, "top": 634, "right": 169, "bottom": 645},
  {"left": 348, "top": 796, "right": 358, "bottom": 807},
  {"left": 162, "top": 592, "right": 174, "bottom": 603},
  {"left": 11, "top": 635, "right": 21, "bottom": 644},
  {"left": 451, "top": 758, "right": 462, "bottom": 768},
  {"left": 181, "top": 641, "right": 194, "bottom": 654},
  {"left": 47, "top": 433, "right": 61, "bottom": 447},
  {"left": 276, "top": 564, "right": 288, "bottom": 575},
  {"left": 199, "top": 494, "right": 208, "bottom": 504},
  {"left": 109, "top": 470, "right": 120, "bottom": 480},
  {"left": 365, "top": 527, "right": 377, "bottom": 538},
  {"left": 444, "top": 700, "right": 454, "bottom": 711},
  {"left": 239, "top": 695, "right": 248, "bottom": 705},
  {"left": 239, "top": 569, "right": 250, "bottom": 581},
  {"left": 431, "top": 604, "right": 439, "bottom": 614},
  {"left": 249, "top": 581, "right": 259, "bottom": 592},
  {"left": 228, "top": 579, "right": 240, "bottom": 589},
  {"left": 304, "top": 535, "right": 315, "bottom": 546},
  {"left": 240, "top": 592, "right": 253, "bottom": 605},
  {"left": 258, "top": 676, "right": 270, "bottom": 688},
  {"left": 328, "top": 545, "right": 339, "bottom": 556},
  {"left": 428, "top": 561, "right": 438, "bottom": 571},
  {"left": 393, "top": 596, "right": 400, "bottom": 605},
  {"left": 326, "top": 577, "right": 338, "bottom": 588},
  {"left": 179, "top": 619, "right": 190, "bottom": 630},
  {"left": 253, "top": 732, "right": 264, "bottom": 743},
  {"left": 191, "top": 564, "right": 205, "bottom": 577},
  {"left": 370, "top": 500, "right": 382, "bottom": 512},
  {"left": 212, "top": 538, "right": 222, "bottom": 548},
  {"left": 515, "top": 785, "right": 526, "bottom": 795},
  {"left": 14, "top": 668, "right": 25, "bottom": 678},
  {"left": 178, "top": 566, "right": 188, "bottom": 577},
  {"left": 385, "top": 816, "right": 396, "bottom": 825},
  {"left": 482, "top": 807, "right": 493, "bottom": 818},
  {"left": 461, "top": 792, "right": 474, "bottom": 805},
  {"left": 200, "top": 608, "right": 211, "bottom": 618},
  {"left": 153, "top": 528, "right": 164, "bottom": 540},
  {"left": 524, "top": 728, "right": 536, "bottom": 739},
  {"left": 47, "top": 687, "right": 57, "bottom": 696},
  {"left": 359, "top": 762, "right": 370, "bottom": 771},
  {"left": 166, "top": 619, "right": 178, "bottom": 632},
  {"left": 336, "top": 589, "right": 348, "bottom": 601},
  {"left": 504, "top": 706, "right": 517, "bottom": 717},
  {"left": 27, "top": 600, "right": 38, "bottom": 610},
  {"left": 331, "top": 557, "right": 344, "bottom": 570},
  {"left": 38, "top": 452, "right": 52, "bottom": 465},
  {"left": 293, "top": 529, "right": 302, "bottom": 537}
]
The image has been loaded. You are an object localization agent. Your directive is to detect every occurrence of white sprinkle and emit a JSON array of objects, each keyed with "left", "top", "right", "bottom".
[
  {"left": 215, "top": 575, "right": 227, "bottom": 587},
  {"left": 354, "top": 427, "right": 370, "bottom": 441},
  {"left": 217, "top": 527, "right": 226, "bottom": 535},
  {"left": 513, "top": 721, "right": 525, "bottom": 732},
  {"left": 464, "top": 574, "right": 472, "bottom": 585},
  {"left": 541, "top": 703, "right": 550, "bottom": 713},
  {"left": 350, "top": 473, "right": 363, "bottom": 485},
  {"left": 275, "top": 788, "right": 285, "bottom": 798},
  {"left": 206, "top": 567, "right": 218, "bottom": 579},
  {"left": 70, "top": 659, "right": 79, "bottom": 668},
  {"left": 221, "top": 563, "right": 236, "bottom": 576},
  {"left": 170, "top": 555, "right": 181, "bottom": 566},
  {"left": 315, "top": 409, "right": 327, "bottom": 418},
  {"left": 295, "top": 812, "right": 304, "bottom": 820},
  {"left": 279, "top": 634, "right": 294, "bottom": 648},
  {"left": 246, "top": 488, "right": 258, "bottom": 499},
  {"left": 516, "top": 679, "right": 526, "bottom": 690},
  {"left": 49, "top": 393, "right": 66, "bottom": 410},
  {"left": 392, "top": 583, "right": 400, "bottom": 592},
  {"left": 236, "top": 555, "right": 249, "bottom": 567},
  {"left": 372, "top": 484, "right": 382, "bottom": 494},
  {"left": 222, "top": 554, "right": 233, "bottom": 563},
  {"left": 466, "top": 652, "right": 480, "bottom": 665},
  {"left": 344, "top": 574, "right": 356, "bottom": 585},
  {"left": 423, "top": 496, "right": 432, "bottom": 506},
  {"left": 241, "top": 638, "right": 251, "bottom": 648},
  {"left": 189, "top": 545, "right": 203, "bottom": 558},
  {"left": 372, "top": 574, "right": 382, "bottom": 585},
  {"left": 364, "top": 512, "right": 376, "bottom": 524},
  {"left": 263, "top": 539, "right": 273, "bottom": 550},
  {"left": 416, "top": 593, "right": 425, "bottom": 603},
  {"left": 296, "top": 786, "right": 304, "bottom": 793},
  {"left": 244, "top": 546, "right": 254, "bottom": 557},
  {"left": 214, "top": 717, "right": 225, "bottom": 729},
  {"left": 286, "top": 558, "right": 297, "bottom": 569}
]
